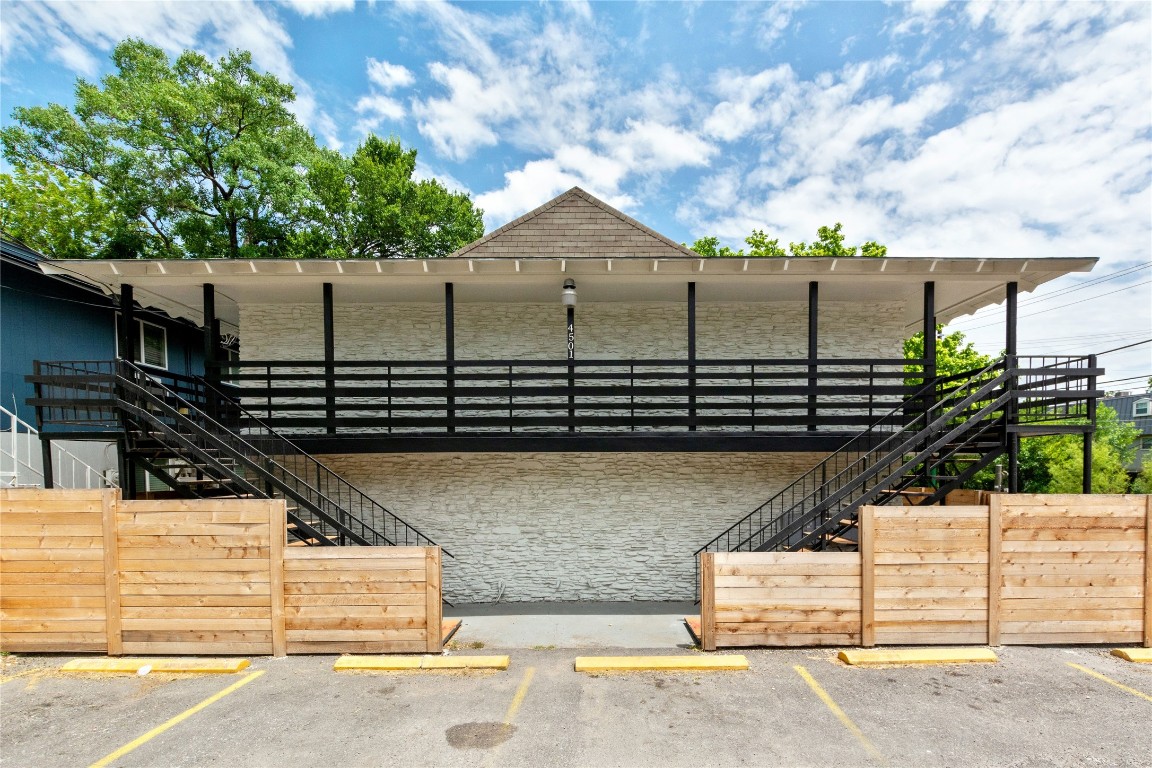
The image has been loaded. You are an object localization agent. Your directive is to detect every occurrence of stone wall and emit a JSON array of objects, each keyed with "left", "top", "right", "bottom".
[
  {"left": 316, "top": 451, "right": 825, "bottom": 603},
  {"left": 240, "top": 300, "right": 907, "bottom": 361}
]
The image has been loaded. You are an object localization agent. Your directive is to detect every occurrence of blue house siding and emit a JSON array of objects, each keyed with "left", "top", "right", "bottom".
[{"left": 1, "top": 240, "right": 206, "bottom": 430}]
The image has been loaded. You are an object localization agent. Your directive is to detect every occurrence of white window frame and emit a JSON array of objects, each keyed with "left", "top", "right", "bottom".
[
  {"left": 116, "top": 316, "right": 170, "bottom": 370},
  {"left": 1134, "top": 399, "right": 1151, "bottom": 418}
]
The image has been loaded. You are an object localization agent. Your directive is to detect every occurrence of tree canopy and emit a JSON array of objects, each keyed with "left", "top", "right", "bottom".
[
  {"left": 1, "top": 39, "right": 483, "bottom": 260},
  {"left": 293, "top": 136, "right": 482, "bottom": 259},
  {"left": 688, "top": 223, "right": 887, "bottom": 259}
]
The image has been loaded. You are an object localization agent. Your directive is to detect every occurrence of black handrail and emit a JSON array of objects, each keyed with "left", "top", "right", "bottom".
[
  {"left": 27, "top": 359, "right": 446, "bottom": 553},
  {"left": 188, "top": 368, "right": 447, "bottom": 554},
  {"left": 694, "top": 355, "right": 1100, "bottom": 563}
]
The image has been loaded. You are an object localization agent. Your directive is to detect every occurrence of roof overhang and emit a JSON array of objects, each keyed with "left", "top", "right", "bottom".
[{"left": 41, "top": 256, "right": 1097, "bottom": 334}]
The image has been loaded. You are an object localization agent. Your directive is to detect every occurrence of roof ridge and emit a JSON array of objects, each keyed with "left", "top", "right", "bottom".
[
  {"left": 450, "top": 187, "right": 583, "bottom": 258},
  {"left": 449, "top": 186, "right": 699, "bottom": 259},
  {"left": 570, "top": 189, "right": 698, "bottom": 257}
]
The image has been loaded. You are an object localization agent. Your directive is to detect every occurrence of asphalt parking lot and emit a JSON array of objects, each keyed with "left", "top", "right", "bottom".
[{"left": 1, "top": 645, "right": 1149, "bottom": 768}]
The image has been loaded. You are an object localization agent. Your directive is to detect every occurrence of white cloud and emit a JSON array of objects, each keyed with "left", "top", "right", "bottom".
[
  {"left": 278, "top": 0, "right": 355, "bottom": 18},
  {"left": 401, "top": 0, "right": 602, "bottom": 160},
  {"left": 599, "top": 120, "right": 717, "bottom": 174},
  {"left": 366, "top": 58, "right": 415, "bottom": 91},
  {"left": 476, "top": 155, "right": 636, "bottom": 228}
]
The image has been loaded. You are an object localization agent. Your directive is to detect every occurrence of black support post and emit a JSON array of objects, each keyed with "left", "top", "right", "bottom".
[
  {"left": 1083, "top": 353, "right": 1097, "bottom": 494},
  {"left": 807, "top": 281, "right": 818, "bottom": 432},
  {"left": 1006, "top": 281, "right": 1019, "bottom": 493},
  {"left": 40, "top": 436, "right": 54, "bottom": 489},
  {"left": 119, "top": 284, "right": 136, "bottom": 363},
  {"left": 445, "top": 283, "right": 455, "bottom": 433},
  {"left": 688, "top": 281, "right": 697, "bottom": 432},
  {"left": 923, "top": 281, "right": 936, "bottom": 386},
  {"left": 922, "top": 281, "right": 937, "bottom": 487},
  {"left": 202, "top": 283, "right": 219, "bottom": 418},
  {"left": 323, "top": 282, "right": 336, "bottom": 435},
  {"left": 567, "top": 305, "right": 575, "bottom": 432}
]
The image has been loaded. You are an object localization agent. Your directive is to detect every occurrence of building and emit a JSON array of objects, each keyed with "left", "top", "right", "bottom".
[
  {"left": 1, "top": 237, "right": 212, "bottom": 488},
  {"left": 25, "top": 189, "right": 1103, "bottom": 602}
]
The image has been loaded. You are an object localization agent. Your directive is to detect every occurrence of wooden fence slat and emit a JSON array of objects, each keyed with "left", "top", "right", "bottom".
[
  {"left": 988, "top": 494, "right": 1001, "bottom": 646},
  {"left": 860, "top": 506, "right": 875, "bottom": 648},
  {"left": 1145, "top": 495, "right": 1151, "bottom": 649},
  {"left": 102, "top": 490, "right": 122, "bottom": 656},
  {"left": 269, "top": 501, "right": 286, "bottom": 657},
  {"left": 425, "top": 548, "right": 442, "bottom": 653},
  {"left": 701, "top": 552, "right": 716, "bottom": 651}
]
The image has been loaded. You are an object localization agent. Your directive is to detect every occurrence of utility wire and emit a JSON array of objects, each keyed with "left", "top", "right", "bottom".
[
  {"left": 950, "top": 262, "right": 1151, "bottom": 327},
  {"left": 958, "top": 281, "right": 1152, "bottom": 332},
  {"left": 1095, "top": 338, "right": 1152, "bottom": 356},
  {"left": 1016, "top": 262, "right": 1151, "bottom": 307}
]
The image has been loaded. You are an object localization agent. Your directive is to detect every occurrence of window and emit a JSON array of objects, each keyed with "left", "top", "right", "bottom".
[
  {"left": 116, "top": 317, "right": 169, "bottom": 369},
  {"left": 1135, "top": 399, "right": 1151, "bottom": 418},
  {"left": 1140, "top": 436, "right": 1152, "bottom": 451}
]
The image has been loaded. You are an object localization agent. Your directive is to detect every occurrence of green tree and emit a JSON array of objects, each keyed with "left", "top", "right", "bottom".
[
  {"left": 1007, "top": 405, "right": 1139, "bottom": 494},
  {"left": 1130, "top": 462, "right": 1152, "bottom": 494},
  {"left": 0, "top": 158, "right": 145, "bottom": 258},
  {"left": 903, "top": 326, "right": 995, "bottom": 385},
  {"left": 292, "top": 136, "right": 483, "bottom": 259},
  {"left": 687, "top": 223, "right": 885, "bottom": 259},
  {"left": 2, "top": 39, "right": 316, "bottom": 259}
]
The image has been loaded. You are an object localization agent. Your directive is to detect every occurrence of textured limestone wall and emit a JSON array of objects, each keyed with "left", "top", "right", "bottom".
[
  {"left": 316, "top": 451, "right": 825, "bottom": 603},
  {"left": 240, "top": 301, "right": 907, "bottom": 361}
]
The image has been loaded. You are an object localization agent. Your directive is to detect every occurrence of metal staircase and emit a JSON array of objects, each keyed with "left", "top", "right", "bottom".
[
  {"left": 695, "top": 355, "right": 1100, "bottom": 560},
  {"left": 28, "top": 360, "right": 444, "bottom": 551}
]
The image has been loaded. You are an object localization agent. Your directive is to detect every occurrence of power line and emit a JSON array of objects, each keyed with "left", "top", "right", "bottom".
[
  {"left": 1095, "top": 338, "right": 1152, "bottom": 356},
  {"left": 1099, "top": 374, "right": 1150, "bottom": 385},
  {"left": 958, "top": 281, "right": 1152, "bottom": 332},
  {"left": 950, "top": 262, "right": 1152, "bottom": 327},
  {"left": 1016, "top": 262, "right": 1151, "bottom": 307}
]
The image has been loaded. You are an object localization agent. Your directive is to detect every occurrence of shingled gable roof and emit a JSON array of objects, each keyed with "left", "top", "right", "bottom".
[{"left": 448, "top": 187, "right": 699, "bottom": 259}]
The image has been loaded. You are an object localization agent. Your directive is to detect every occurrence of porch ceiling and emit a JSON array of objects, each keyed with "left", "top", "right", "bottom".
[{"left": 41, "top": 256, "right": 1095, "bottom": 334}]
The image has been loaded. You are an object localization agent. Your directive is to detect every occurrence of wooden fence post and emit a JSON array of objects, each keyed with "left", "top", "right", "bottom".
[
  {"left": 860, "top": 506, "right": 875, "bottom": 648},
  {"left": 987, "top": 495, "right": 1002, "bottom": 647},
  {"left": 426, "top": 548, "right": 443, "bottom": 653},
  {"left": 269, "top": 500, "right": 287, "bottom": 657},
  {"left": 102, "top": 489, "right": 123, "bottom": 656},
  {"left": 1144, "top": 495, "right": 1151, "bottom": 648},
  {"left": 700, "top": 552, "right": 717, "bottom": 652}
]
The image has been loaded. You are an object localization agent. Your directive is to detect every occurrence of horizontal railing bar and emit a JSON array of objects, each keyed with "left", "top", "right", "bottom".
[
  {"left": 257, "top": 414, "right": 903, "bottom": 429},
  {"left": 217, "top": 357, "right": 920, "bottom": 368},
  {"left": 220, "top": 370, "right": 918, "bottom": 384}
]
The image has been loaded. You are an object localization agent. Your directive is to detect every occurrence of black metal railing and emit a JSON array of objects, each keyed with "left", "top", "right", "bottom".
[
  {"left": 694, "top": 355, "right": 1101, "bottom": 566},
  {"left": 28, "top": 360, "right": 444, "bottom": 552},
  {"left": 212, "top": 358, "right": 921, "bottom": 435}
]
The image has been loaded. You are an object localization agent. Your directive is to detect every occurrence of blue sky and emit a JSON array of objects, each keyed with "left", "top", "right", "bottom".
[{"left": 2, "top": 0, "right": 1150, "bottom": 384}]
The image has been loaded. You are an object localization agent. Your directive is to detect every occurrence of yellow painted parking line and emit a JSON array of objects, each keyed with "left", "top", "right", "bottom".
[
  {"left": 62, "top": 658, "right": 251, "bottom": 675},
  {"left": 480, "top": 668, "right": 536, "bottom": 768},
  {"left": 334, "top": 655, "right": 510, "bottom": 671},
  {"left": 88, "top": 670, "right": 264, "bottom": 768},
  {"left": 795, "top": 665, "right": 885, "bottom": 765},
  {"left": 1111, "top": 648, "right": 1152, "bottom": 663},
  {"left": 574, "top": 655, "right": 749, "bottom": 672},
  {"left": 1067, "top": 663, "right": 1152, "bottom": 703},
  {"left": 504, "top": 667, "right": 535, "bottom": 724},
  {"left": 838, "top": 648, "right": 997, "bottom": 667},
  {"left": 0, "top": 668, "right": 47, "bottom": 685}
]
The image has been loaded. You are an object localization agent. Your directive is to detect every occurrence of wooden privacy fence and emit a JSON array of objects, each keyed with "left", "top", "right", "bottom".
[
  {"left": 700, "top": 494, "right": 1152, "bottom": 650},
  {"left": 0, "top": 489, "right": 442, "bottom": 655}
]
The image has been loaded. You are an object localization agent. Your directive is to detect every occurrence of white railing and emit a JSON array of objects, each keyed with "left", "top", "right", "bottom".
[{"left": 0, "top": 404, "right": 118, "bottom": 489}]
